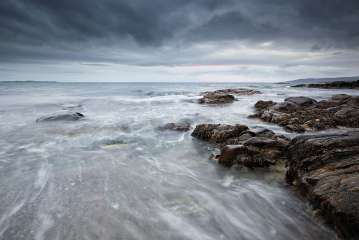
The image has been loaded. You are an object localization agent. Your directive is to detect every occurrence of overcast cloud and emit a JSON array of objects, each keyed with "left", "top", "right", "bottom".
[{"left": 0, "top": 0, "right": 358, "bottom": 82}]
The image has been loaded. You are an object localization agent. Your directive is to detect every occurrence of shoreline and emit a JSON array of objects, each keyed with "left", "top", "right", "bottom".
[{"left": 186, "top": 88, "right": 359, "bottom": 239}]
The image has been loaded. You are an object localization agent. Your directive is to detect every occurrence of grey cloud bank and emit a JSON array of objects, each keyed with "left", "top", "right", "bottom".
[{"left": 0, "top": 0, "right": 358, "bottom": 82}]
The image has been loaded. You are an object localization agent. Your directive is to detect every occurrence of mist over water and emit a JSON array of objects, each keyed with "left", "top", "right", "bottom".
[{"left": 2, "top": 82, "right": 358, "bottom": 240}]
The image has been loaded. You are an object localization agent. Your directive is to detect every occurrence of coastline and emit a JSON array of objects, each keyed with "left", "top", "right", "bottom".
[{"left": 1, "top": 82, "right": 358, "bottom": 240}]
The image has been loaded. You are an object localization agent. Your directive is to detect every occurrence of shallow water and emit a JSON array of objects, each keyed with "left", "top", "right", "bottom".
[{"left": 1, "top": 82, "right": 358, "bottom": 240}]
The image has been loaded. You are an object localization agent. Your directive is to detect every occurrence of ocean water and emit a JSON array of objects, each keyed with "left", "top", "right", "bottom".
[{"left": 1, "top": 81, "right": 358, "bottom": 240}]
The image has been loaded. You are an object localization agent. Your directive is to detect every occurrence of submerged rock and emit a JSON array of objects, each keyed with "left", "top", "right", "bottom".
[
  {"left": 158, "top": 122, "right": 191, "bottom": 132},
  {"left": 191, "top": 124, "right": 289, "bottom": 168},
  {"left": 37, "top": 112, "right": 84, "bottom": 122},
  {"left": 286, "top": 131, "right": 359, "bottom": 239},
  {"left": 252, "top": 95, "right": 359, "bottom": 132},
  {"left": 198, "top": 93, "right": 235, "bottom": 104}
]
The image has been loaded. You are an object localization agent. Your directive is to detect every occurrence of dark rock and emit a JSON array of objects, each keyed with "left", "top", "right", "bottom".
[
  {"left": 330, "top": 94, "right": 352, "bottom": 102},
  {"left": 274, "top": 102, "right": 300, "bottom": 112},
  {"left": 217, "top": 144, "right": 276, "bottom": 168},
  {"left": 254, "top": 100, "right": 275, "bottom": 110},
  {"left": 158, "top": 122, "right": 191, "bottom": 132},
  {"left": 202, "top": 88, "right": 261, "bottom": 96},
  {"left": 198, "top": 88, "right": 261, "bottom": 104},
  {"left": 244, "top": 137, "right": 281, "bottom": 148},
  {"left": 286, "top": 131, "right": 359, "bottom": 239},
  {"left": 252, "top": 94, "right": 359, "bottom": 132},
  {"left": 334, "top": 106, "right": 359, "bottom": 128},
  {"left": 198, "top": 93, "right": 235, "bottom": 104},
  {"left": 284, "top": 124, "right": 306, "bottom": 133},
  {"left": 192, "top": 124, "right": 289, "bottom": 168},
  {"left": 37, "top": 112, "right": 84, "bottom": 122},
  {"left": 284, "top": 96, "right": 317, "bottom": 106},
  {"left": 217, "top": 136, "right": 287, "bottom": 168},
  {"left": 251, "top": 128, "right": 276, "bottom": 138},
  {"left": 191, "top": 124, "right": 248, "bottom": 143}
]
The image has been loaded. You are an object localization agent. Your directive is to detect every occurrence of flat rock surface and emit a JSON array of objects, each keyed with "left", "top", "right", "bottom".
[
  {"left": 286, "top": 131, "right": 359, "bottom": 239},
  {"left": 251, "top": 94, "right": 359, "bottom": 132}
]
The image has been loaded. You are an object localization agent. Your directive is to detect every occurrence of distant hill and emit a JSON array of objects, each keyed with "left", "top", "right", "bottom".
[
  {"left": 292, "top": 80, "right": 359, "bottom": 89},
  {"left": 281, "top": 76, "right": 359, "bottom": 85}
]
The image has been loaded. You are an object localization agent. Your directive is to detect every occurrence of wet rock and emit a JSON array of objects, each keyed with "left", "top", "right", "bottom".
[
  {"left": 254, "top": 100, "right": 275, "bottom": 110},
  {"left": 198, "top": 88, "right": 261, "bottom": 104},
  {"left": 284, "top": 96, "right": 317, "bottom": 106},
  {"left": 330, "top": 94, "right": 352, "bottom": 102},
  {"left": 198, "top": 93, "right": 235, "bottom": 104},
  {"left": 217, "top": 135, "right": 288, "bottom": 168},
  {"left": 158, "top": 122, "right": 191, "bottom": 132},
  {"left": 191, "top": 124, "right": 248, "bottom": 143},
  {"left": 202, "top": 88, "right": 261, "bottom": 96},
  {"left": 251, "top": 128, "right": 276, "bottom": 138},
  {"left": 37, "top": 112, "right": 84, "bottom": 122},
  {"left": 286, "top": 131, "right": 359, "bottom": 239},
  {"left": 252, "top": 95, "right": 359, "bottom": 132},
  {"left": 192, "top": 124, "right": 289, "bottom": 168},
  {"left": 274, "top": 101, "right": 300, "bottom": 112}
]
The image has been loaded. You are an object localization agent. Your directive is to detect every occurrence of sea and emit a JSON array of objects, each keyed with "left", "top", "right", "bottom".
[{"left": 1, "top": 81, "right": 358, "bottom": 240}]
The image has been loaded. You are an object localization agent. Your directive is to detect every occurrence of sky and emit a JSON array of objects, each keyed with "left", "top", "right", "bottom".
[{"left": 0, "top": 0, "right": 359, "bottom": 82}]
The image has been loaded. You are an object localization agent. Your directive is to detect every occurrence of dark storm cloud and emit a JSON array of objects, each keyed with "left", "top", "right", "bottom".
[
  {"left": 0, "top": 0, "right": 358, "bottom": 63},
  {"left": 190, "top": 10, "right": 280, "bottom": 41},
  {"left": 190, "top": 0, "right": 359, "bottom": 47}
]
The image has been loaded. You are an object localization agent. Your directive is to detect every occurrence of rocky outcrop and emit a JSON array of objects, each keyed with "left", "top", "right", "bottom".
[
  {"left": 251, "top": 94, "right": 359, "bottom": 132},
  {"left": 37, "top": 112, "right": 85, "bottom": 122},
  {"left": 286, "top": 131, "right": 359, "bottom": 240},
  {"left": 191, "top": 124, "right": 248, "bottom": 143},
  {"left": 158, "top": 122, "right": 191, "bottom": 132},
  {"left": 284, "top": 96, "right": 317, "bottom": 106},
  {"left": 254, "top": 100, "right": 275, "bottom": 110},
  {"left": 292, "top": 80, "right": 359, "bottom": 89},
  {"left": 198, "top": 93, "right": 235, "bottom": 104},
  {"left": 191, "top": 124, "right": 289, "bottom": 168},
  {"left": 198, "top": 88, "right": 261, "bottom": 104},
  {"left": 201, "top": 88, "right": 261, "bottom": 96}
]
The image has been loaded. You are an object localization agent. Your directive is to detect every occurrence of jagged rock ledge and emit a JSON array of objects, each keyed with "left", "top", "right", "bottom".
[
  {"left": 250, "top": 94, "right": 359, "bottom": 132},
  {"left": 286, "top": 131, "right": 359, "bottom": 239},
  {"left": 191, "top": 123, "right": 289, "bottom": 168},
  {"left": 192, "top": 122, "right": 359, "bottom": 239}
]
